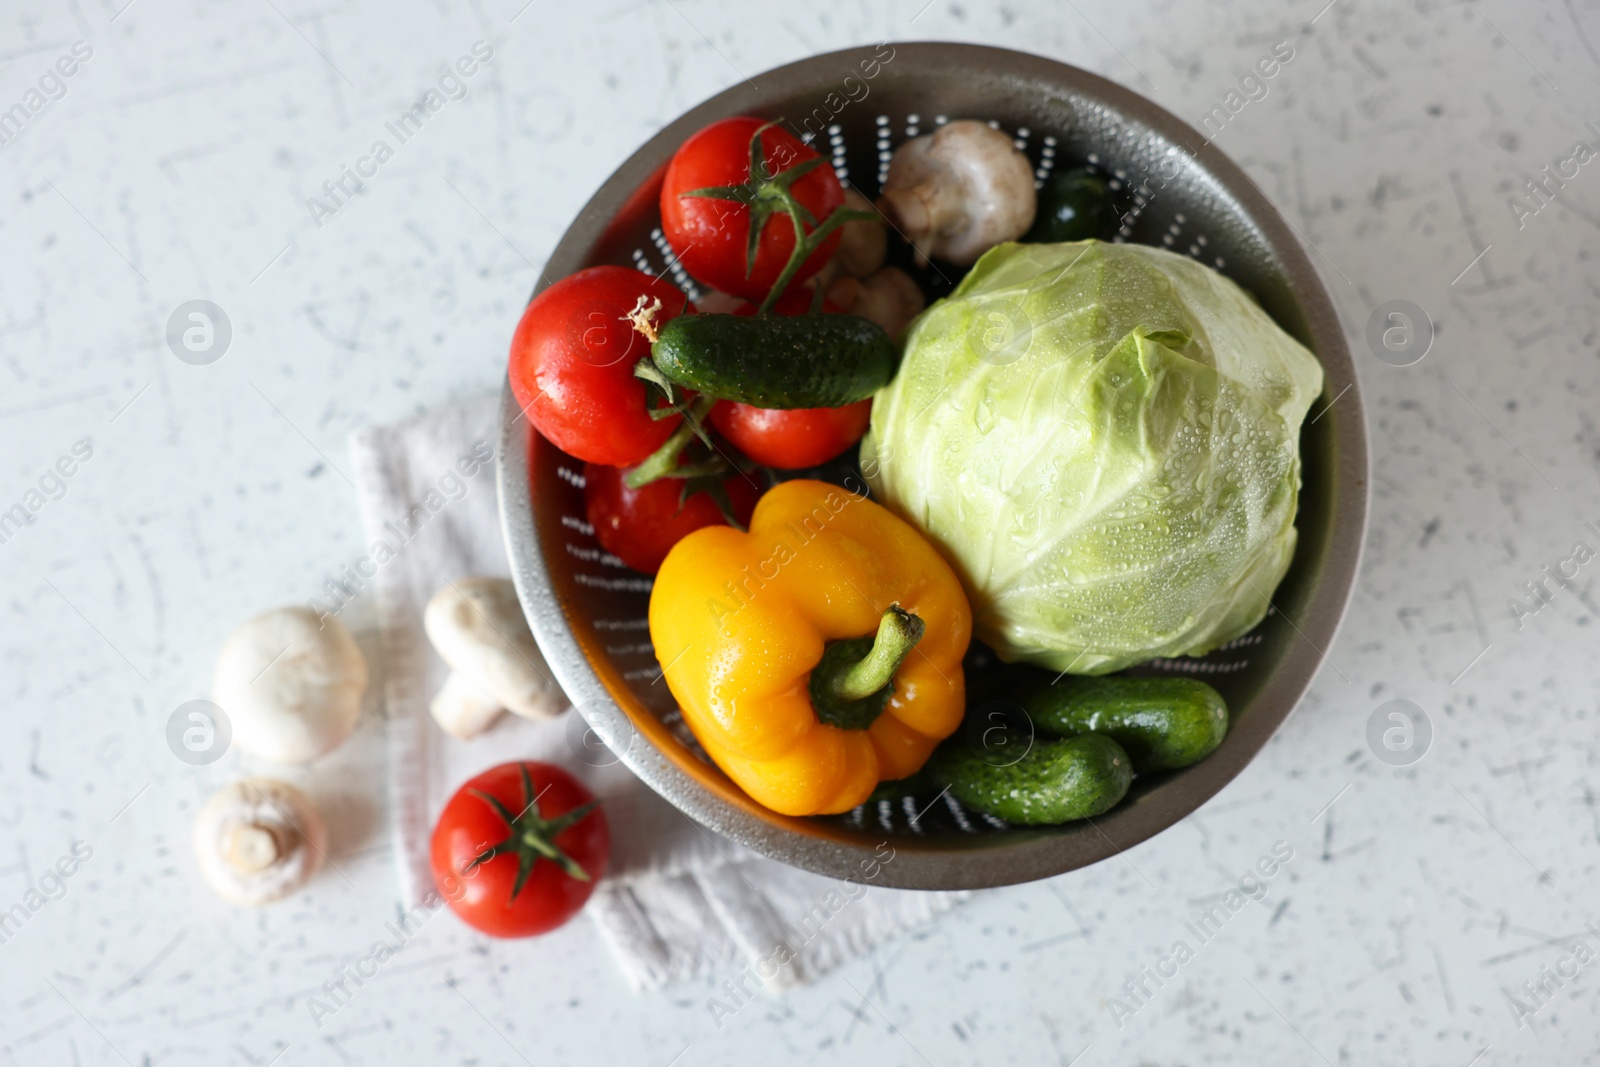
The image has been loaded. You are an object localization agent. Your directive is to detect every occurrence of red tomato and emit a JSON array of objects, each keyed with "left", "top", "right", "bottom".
[
  {"left": 508, "top": 266, "right": 694, "bottom": 467},
  {"left": 710, "top": 399, "right": 873, "bottom": 469},
  {"left": 724, "top": 286, "right": 842, "bottom": 317},
  {"left": 584, "top": 461, "right": 762, "bottom": 574},
  {"left": 661, "top": 116, "right": 844, "bottom": 303},
  {"left": 430, "top": 761, "right": 609, "bottom": 938},
  {"left": 709, "top": 290, "right": 865, "bottom": 468}
]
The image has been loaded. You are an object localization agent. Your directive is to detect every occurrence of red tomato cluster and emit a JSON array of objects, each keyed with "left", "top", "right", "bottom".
[
  {"left": 506, "top": 116, "right": 876, "bottom": 576},
  {"left": 445, "top": 120, "right": 891, "bottom": 941}
]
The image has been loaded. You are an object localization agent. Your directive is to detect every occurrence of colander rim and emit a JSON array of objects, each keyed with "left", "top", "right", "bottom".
[{"left": 497, "top": 41, "right": 1369, "bottom": 890}]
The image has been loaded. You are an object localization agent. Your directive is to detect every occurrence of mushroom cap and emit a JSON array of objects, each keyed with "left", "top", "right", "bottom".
[
  {"left": 193, "top": 777, "right": 327, "bottom": 906},
  {"left": 832, "top": 187, "right": 888, "bottom": 279},
  {"left": 880, "top": 119, "right": 1037, "bottom": 266},
  {"left": 214, "top": 606, "right": 367, "bottom": 763},
  {"left": 691, "top": 289, "right": 748, "bottom": 315},
  {"left": 837, "top": 266, "right": 926, "bottom": 342},
  {"left": 424, "top": 577, "right": 563, "bottom": 721}
]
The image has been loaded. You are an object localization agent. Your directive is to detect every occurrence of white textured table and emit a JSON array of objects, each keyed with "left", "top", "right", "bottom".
[{"left": 3, "top": 0, "right": 1598, "bottom": 1063}]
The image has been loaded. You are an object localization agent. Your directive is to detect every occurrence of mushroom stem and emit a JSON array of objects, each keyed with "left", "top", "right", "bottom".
[
  {"left": 194, "top": 778, "right": 326, "bottom": 906},
  {"left": 226, "top": 823, "right": 285, "bottom": 873},
  {"left": 430, "top": 670, "right": 506, "bottom": 740},
  {"left": 423, "top": 577, "right": 567, "bottom": 738}
]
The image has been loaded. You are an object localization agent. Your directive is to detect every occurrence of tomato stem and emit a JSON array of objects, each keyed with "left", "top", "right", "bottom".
[
  {"left": 676, "top": 467, "right": 750, "bottom": 531},
  {"left": 622, "top": 395, "right": 718, "bottom": 489},
  {"left": 755, "top": 198, "right": 876, "bottom": 316},
  {"left": 464, "top": 764, "right": 600, "bottom": 903},
  {"left": 676, "top": 120, "right": 874, "bottom": 317},
  {"left": 623, "top": 295, "right": 664, "bottom": 343}
]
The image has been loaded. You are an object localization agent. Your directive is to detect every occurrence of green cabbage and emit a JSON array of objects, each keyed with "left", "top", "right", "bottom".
[{"left": 862, "top": 240, "right": 1324, "bottom": 674}]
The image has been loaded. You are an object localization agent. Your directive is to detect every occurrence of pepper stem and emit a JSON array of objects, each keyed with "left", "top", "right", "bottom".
[
  {"left": 829, "top": 607, "right": 925, "bottom": 701},
  {"left": 809, "top": 605, "right": 925, "bottom": 731}
]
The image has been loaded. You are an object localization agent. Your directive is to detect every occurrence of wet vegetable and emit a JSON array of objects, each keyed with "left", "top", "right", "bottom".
[{"left": 863, "top": 240, "right": 1324, "bottom": 674}]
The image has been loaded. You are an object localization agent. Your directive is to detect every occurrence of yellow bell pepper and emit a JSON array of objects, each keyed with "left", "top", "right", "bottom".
[{"left": 648, "top": 479, "right": 972, "bottom": 816}]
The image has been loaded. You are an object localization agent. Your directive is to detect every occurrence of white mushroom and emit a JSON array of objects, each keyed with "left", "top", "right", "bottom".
[
  {"left": 691, "top": 289, "right": 748, "bottom": 315},
  {"left": 826, "top": 266, "right": 926, "bottom": 343},
  {"left": 878, "top": 120, "right": 1037, "bottom": 266},
  {"left": 428, "top": 670, "right": 504, "bottom": 739},
  {"left": 214, "top": 606, "right": 367, "bottom": 763},
  {"left": 424, "top": 577, "right": 564, "bottom": 739},
  {"left": 193, "top": 778, "right": 327, "bottom": 906},
  {"left": 829, "top": 187, "right": 888, "bottom": 279}
]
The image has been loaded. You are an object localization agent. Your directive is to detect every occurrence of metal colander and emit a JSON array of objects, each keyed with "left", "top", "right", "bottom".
[{"left": 497, "top": 43, "right": 1367, "bottom": 890}]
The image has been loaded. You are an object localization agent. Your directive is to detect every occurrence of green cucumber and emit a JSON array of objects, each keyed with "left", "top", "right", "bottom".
[
  {"left": 651, "top": 312, "right": 896, "bottom": 409},
  {"left": 1025, "top": 166, "right": 1121, "bottom": 243},
  {"left": 1023, "top": 676, "right": 1228, "bottom": 773},
  {"left": 927, "top": 733, "right": 1132, "bottom": 825}
]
